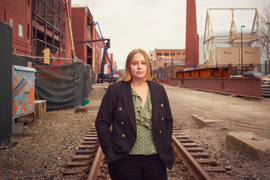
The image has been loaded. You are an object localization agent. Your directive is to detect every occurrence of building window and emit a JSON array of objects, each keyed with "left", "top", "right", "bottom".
[
  {"left": 164, "top": 53, "right": 169, "bottom": 56},
  {"left": 4, "top": 10, "right": 6, "bottom": 21},
  {"left": 19, "top": 24, "right": 23, "bottom": 37},
  {"left": 157, "top": 53, "right": 162, "bottom": 56},
  {"left": 183, "top": 53, "right": 185, "bottom": 56},
  {"left": 27, "top": 24, "right": 30, "bottom": 39},
  {"left": 171, "top": 53, "right": 175, "bottom": 56}
]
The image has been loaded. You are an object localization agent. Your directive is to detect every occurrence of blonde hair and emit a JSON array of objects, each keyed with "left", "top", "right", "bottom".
[{"left": 122, "top": 49, "right": 153, "bottom": 82}]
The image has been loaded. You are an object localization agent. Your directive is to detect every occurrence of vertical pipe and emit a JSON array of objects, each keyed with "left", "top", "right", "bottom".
[{"left": 185, "top": 0, "right": 199, "bottom": 68}]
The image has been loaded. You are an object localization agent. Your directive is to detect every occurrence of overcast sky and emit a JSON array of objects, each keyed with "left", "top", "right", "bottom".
[{"left": 72, "top": 0, "right": 268, "bottom": 69}]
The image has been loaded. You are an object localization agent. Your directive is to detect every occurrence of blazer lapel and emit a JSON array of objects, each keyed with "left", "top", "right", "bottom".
[
  {"left": 148, "top": 82, "right": 160, "bottom": 130},
  {"left": 121, "top": 82, "right": 136, "bottom": 132}
]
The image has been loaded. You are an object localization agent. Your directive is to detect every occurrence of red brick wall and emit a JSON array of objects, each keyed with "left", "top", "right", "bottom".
[
  {"left": 0, "top": 0, "right": 32, "bottom": 56},
  {"left": 72, "top": 7, "right": 87, "bottom": 63},
  {"left": 185, "top": 0, "right": 199, "bottom": 67}
]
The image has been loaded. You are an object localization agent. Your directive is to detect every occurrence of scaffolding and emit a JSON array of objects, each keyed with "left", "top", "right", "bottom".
[{"left": 32, "top": 0, "right": 67, "bottom": 57}]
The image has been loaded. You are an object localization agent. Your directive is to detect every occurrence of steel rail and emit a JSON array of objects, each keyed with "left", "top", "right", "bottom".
[
  {"left": 87, "top": 146, "right": 104, "bottom": 180},
  {"left": 172, "top": 135, "right": 212, "bottom": 180}
]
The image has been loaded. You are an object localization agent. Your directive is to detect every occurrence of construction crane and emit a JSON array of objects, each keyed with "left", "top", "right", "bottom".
[
  {"left": 63, "top": 1, "right": 116, "bottom": 83},
  {"left": 74, "top": 38, "right": 118, "bottom": 83}
]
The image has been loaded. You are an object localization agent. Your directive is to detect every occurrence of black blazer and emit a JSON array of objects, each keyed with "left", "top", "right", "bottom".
[{"left": 95, "top": 81, "right": 174, "bottom": 169}]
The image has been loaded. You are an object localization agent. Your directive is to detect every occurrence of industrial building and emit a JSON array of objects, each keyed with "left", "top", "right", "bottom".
[
  {"left": 150, "top": 48, "right": 185, "bottom": 60},
  {"left": 150, "top": 48, "right": 186, "bottom": 70},
  {"left": 0, "top": 1, "right": 117, "bottom": 141},
  {"left": 0, "top": 0, "right": 35, "bottom": 56},
  {"left": 0, "top": 0, "right": 73, "bottom": 58},
  {"left": 0, "top": 1, "right": 115, "bottom": 73},
  {"left": 203, "top": 8, "right": 269, "bottom": 74}
]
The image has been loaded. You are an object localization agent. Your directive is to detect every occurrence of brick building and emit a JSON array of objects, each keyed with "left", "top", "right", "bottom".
[
  {"left": 0, "top": 0, "right": 72, "bottom": 58},
  {"left": 154, "top": 49, "right": 186, "bottom": 59},
  {"left": 71, "top": 6, "right": 93, "bottom": 64},
  {"left": 0, "top": 1, "right": 114, "bottom": 73},
  {"left": 0, "top": 0, "right": 32, "bottom": 56},
  {"left": 71, "top": 5, "right": 114, "bottom": 73}
]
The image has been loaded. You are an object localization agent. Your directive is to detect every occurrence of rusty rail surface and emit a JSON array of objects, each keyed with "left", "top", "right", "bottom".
[
  {"left": 86, "top": 135, "right": 212, "bottom": 180},
  {"left": 172, "top": 135, "right": 212, "bottom": 180},
  {"left": 88, "top": 146, "right": 105, "bottom": 180}
]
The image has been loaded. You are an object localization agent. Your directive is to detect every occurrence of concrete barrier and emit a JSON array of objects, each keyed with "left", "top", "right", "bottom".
[
  {"left": 226, "top": 132, "right": 270, "bottom": 160},
  {"left": 192, "top": 114, "right": 219, "bottom": 128}
]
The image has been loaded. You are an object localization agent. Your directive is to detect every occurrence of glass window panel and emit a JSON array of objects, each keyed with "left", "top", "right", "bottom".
[
  {"left": 36, "top": 29, "right": 45, "bottom": 41},
  {"left": 54, "top": 14, "right": 60, "bottom": 29},
  {"left": 36, "top": 40, "right": 45, "bottom": 57},
  {"left": 55, "top": 0, "right": 60, "bottom": 15},
  {"left": 47, "top": 6, "right": 53, "bottom": 25},
  {"left": 60, "top": 4, "right": 66, "bottom": 19},
  {"left": 37, "top": 0, "right": 45, "bottom": 19},
  {"left": 87, "top": 25, "right": 91, "bottom": 39},
  {"left": 54, "top": 31, "right": 60, "bottom": 47},
  {"left": 61, "top": 35, "right": 65, "bottom": 57},
  {"left": 19, "top": 24, "right": 23, "bottom": 37},
  {"left": 47, "top": 0, "right": 53, "bottom": 8},
  {"left": 60, "top": 19, "right": 65, "bottom": 34}
]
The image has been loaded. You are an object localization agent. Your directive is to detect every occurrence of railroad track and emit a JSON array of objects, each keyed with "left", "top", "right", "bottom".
[
  {"left": 172, "top": 127, "right": 233, "bottom": 180},
  {"left": 62, "top": 127, "right": 232, "bottom": 180}
]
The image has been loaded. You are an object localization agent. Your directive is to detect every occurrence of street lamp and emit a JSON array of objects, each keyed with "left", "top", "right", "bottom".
[{"left": 241, "top": 25, "right": 245, "bottom": 75}]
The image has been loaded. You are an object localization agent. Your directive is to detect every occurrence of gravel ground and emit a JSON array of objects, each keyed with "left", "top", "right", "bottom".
[
  {"left": 0, "top": 85, "right": 107, "bottom": 180},
  {"left": 1, "top": 82, "right": 270, "bottom": 180},
  {"left": 167, "top": 84, "right": 270, "bottom": 180}
]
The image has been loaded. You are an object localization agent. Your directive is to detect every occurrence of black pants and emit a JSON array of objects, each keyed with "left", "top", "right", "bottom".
[{"left": 108, "top": 154, "right": 168, "bottom": 180}]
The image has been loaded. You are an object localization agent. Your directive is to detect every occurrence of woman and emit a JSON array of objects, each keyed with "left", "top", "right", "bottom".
[{"left": 95, "top": 49, "right": 174, "bottom": 180}]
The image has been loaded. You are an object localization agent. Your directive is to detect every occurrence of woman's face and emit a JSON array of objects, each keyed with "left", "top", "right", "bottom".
[{"left": 130, "top": 53, "right": 148, "bottom": 81}]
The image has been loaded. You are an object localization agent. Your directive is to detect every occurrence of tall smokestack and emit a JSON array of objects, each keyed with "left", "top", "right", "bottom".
[{"left": 185, "top": 0, "right": 199, "bottom": 68}]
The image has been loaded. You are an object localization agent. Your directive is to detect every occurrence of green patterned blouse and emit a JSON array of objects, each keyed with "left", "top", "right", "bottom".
[{"left": 129, "top": 87, "right": 157, "bottom": 155}]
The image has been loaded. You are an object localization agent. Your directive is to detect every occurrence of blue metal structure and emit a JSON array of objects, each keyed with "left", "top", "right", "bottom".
[{"left": 95, "top": 22, "right": 114, "bottom": 74}]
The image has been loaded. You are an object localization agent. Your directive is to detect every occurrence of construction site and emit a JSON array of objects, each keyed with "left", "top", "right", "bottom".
[
  {"left": 0, "top": 0, "right": 270, "bottom": 179},
  {"left": 0, "top": 0, "right": 119, "bottom": 143}
]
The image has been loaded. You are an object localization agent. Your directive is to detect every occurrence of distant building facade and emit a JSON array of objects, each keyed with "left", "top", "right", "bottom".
[
  {"left": 150, "top": 49, "right": 186, "bottom": 70},
  {"left": 154, "top": 49, "right": 185, "bottom": 59},
  {"left": 71, "top": 4, "right": 115, "bottom": 73},
  {"left": 1, "top": 1, "right": 115, "bottom": 73}
]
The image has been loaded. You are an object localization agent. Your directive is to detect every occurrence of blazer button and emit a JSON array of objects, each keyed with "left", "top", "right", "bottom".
[
  {"left": 121, "top": 122, "right": 124, "bottom": 125},
  {"left": 122, "top": 134, "right": 125, "bottom": 138},
  {"left": 159, "top": 131, "right": 162, "bottom": 133},
  {"left": 119, "top": 107, "right": 122, "bottom": 111},
  {"left": 160, "top": 104, "right": 164, "bottom": 107},
  {"left": 161, "top": 117, "right": 164, "bottom": 121}
]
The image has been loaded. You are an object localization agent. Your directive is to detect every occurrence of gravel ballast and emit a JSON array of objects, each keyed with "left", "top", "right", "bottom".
[{"left": 1, "top": 83, "right": 270, "bottom": 180}]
